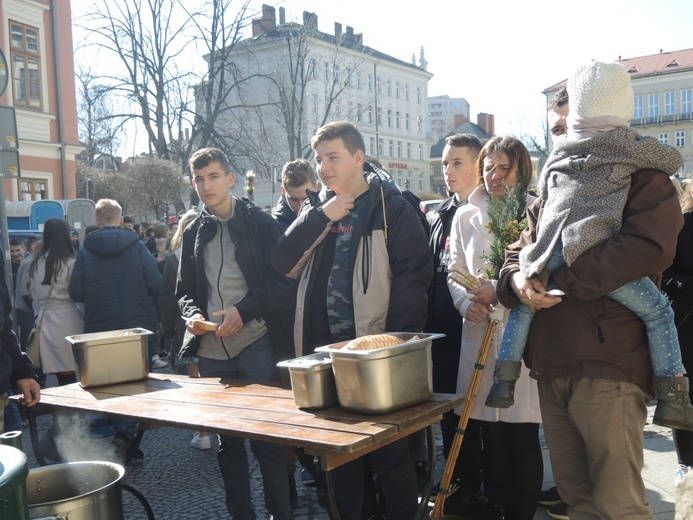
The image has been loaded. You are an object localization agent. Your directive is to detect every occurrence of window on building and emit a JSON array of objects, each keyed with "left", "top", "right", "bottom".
[
  {"left": 386, "top": 79, "right": 391, "bottom": 97},
  {"left": 377, "top": 108, "right": 382, "bottom": 126},
  {"left": 389, "top": 140, "right": 394, "bottom": 157},
  {"left": 405, "top": 84, "right": 409, "bottom": 101},
  {"left": 417, "top": 116, "right": 422, "bottom": 132},
  {"left": 397, "top": 141, "right": 402, "bottom": 158},
  {"left": 10, "top": 21, "right": 42, "bottom": 109},
  {"left": 368, "top": 105, "right": 373, "bottom": 124},
  {"left": 417, "top": 86, "right": 421, "bottom": 103},
  {"left": 367, "top": 74, "right": 372, "bottom": 92},
  {"left": 676, "top": 130, "right": 685, "bottom": 148},
  {"left": 659, "top": 132, "right": 669, "bottom": 145},
  {"left": 407, "top": 142, "right": 412, "bottom": 159},
  {"left": 308, "top": 59, "right": 316, "bottom": 79},
  {"left": 649, "top": 93, "right": 659, "bottom": 119},
  {"left": 344, "top": 67, "right": 350, "bottom": 87},
  {"left": 405, "top": 113, "right": 410, "bottom": 131},
  {"left": 357, "top": 103, "right": 362, "bottom": 123},
  {"left": 347, "top": 102, "right": 352, "bottom": 120},
  {"left": 395, "top": 82, "right": 400, "bottom": 99},
  {"left": 387, "top": 109, "right": 392, "bottom": 127},
  {"left": 378, "top": 138, "right": 383, "bottom": 156},
  {"left": 323, "top": 62, "right": 329, "bottom": 81},
  {"left": 634, "top": 95, "right": 643, "bottom": 119},
  {"left": 376, "top": 76, "right": 381, "bottom": 94},
  {"left": 355, "top": 71, "right": 361, "bottom": 89},
  {"left": 665, "top": 91, "right": 676, "bottom": 115},
  {"left": 309, "top": 94, "right": 317, "bottom": 114},
  {"left": 333, "top": 102, "right": 340, "bottom": 118},
  {"left": 396, "top": 111, "right": 400, "bottom": 129},
  {"left": 18, "top": 178, "right": 47, "bottom": 200},
  {"left": 419, "top": 144, "right": 424, "bottom": 160},
  {"left": 683, "top": 89, "right": 692, "bottom": 116},
  {"left": 369, "top": 137, "right": 375, "bottom": 155},
  {"left": 419, "top": 173, "right": 423, "bottom": 193},
  {"left": 333, "top": 64, "right": 339, "bottom": 83}
]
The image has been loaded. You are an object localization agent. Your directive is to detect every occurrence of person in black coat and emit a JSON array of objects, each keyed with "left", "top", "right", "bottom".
[{"left": 663, "top": 184, "right": 693, "bottom": 486}]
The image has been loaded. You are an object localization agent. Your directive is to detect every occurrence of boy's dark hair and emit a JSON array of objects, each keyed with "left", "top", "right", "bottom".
[
  {"left": 311, "top": 121, "right": 365, "bottom": 155},
  {"left": 123, "top": 215, "right": 134, "bottom": 225},
  {"left": 445, "top": 134, "right": 483, "bottom": 158},
  {"left": 84, "top": 225, "right": 99, "bottom": 237},
  {"left": 281, "top": 159, "right": 316, "bottom": 188},
  {"left": 9, "top": 237, "right": 23, "bottom": 247},
  {"left": 189, "top": 147, "right": 232, "bottom": 176},
  {"left": 548, "top": 87, "right": 569, "bottom": 111}
]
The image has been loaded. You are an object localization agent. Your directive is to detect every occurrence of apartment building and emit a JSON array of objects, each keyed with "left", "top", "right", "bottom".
[
  {"left": 428, "top": 94, "right": 471, "bottom": 142},
  {"left": 0, "top": 0, "right": 79, "bottom": 201},
  {"left": 210, "top": 5, "right": 433, "bottom": 207},
  {"left": 544, "top": 48, "right": 693, "bottom": 177}
]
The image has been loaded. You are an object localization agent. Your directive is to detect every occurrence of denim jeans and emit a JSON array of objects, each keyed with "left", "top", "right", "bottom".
[{"left": 198, "top": 333, "right": 292, "bottom": 520}]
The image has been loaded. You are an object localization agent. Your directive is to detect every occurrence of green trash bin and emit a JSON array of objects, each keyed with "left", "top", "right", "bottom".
[{"left": 0, "top": 444, "right": 29, "bottom": 520}]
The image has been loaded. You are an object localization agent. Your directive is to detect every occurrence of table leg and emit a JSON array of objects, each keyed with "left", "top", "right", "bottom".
[
  {"left": 321, "top": 425, "right": 436, "bottom": 520},
  {"left": 26, "top": 410, "right": 48, "bottom": 467},
  {"left": 414, "top": 425, "right": 436, "bottom": 519},
  {"left": 323, "top": 463, "right": 341, "bottom": 520}
]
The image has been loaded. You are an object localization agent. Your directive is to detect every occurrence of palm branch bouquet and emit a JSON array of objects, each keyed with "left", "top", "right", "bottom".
[{"left": 482, "top": 181, "right": 528, "bottom": 280}]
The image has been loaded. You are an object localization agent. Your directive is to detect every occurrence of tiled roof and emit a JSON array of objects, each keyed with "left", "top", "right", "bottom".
[
  {"left": 430, "top": 121, "right": 492, "bottom": 158},
  {"left": 543, "top": 48, "right": 693, "bottom": 92}
]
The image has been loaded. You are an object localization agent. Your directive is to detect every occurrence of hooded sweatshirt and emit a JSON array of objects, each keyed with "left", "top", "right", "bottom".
[{"left": 69, "top": 226, "right": 162, "bottom": 333}]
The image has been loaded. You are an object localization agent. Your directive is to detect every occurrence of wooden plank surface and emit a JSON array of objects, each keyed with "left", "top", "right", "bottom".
[{"left": 30, "top": 373, "right": 463, "bottom": 468}]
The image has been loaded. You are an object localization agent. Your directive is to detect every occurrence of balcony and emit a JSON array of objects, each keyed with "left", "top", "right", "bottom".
[{"left": 631, "top": 112, "right": 693, "bottom": 126}]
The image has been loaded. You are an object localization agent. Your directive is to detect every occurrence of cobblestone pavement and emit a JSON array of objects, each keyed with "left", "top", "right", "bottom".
[{"left": 16, "top": 371, "right": 677, "bottom": 520}]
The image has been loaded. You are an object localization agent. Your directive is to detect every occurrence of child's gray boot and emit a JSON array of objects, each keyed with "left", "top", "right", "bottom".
[
  {"left": 485, "top": 360, "right": 522, "bottom": 409},
  {"left": 653, "top": 376, "right": 693, "bottom": 432}
]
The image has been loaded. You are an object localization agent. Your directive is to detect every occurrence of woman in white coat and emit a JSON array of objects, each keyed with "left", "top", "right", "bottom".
[
  {"left": 447, "top": 136, "right": 542, "bottom": 520},
  {"left": 29, "top": 218, "right": 84, "bottom": 386}
]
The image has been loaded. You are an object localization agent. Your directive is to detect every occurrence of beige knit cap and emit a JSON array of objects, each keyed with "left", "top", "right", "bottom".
[{"left": 567, "top": 60, "right": 634, "bottom": 121}]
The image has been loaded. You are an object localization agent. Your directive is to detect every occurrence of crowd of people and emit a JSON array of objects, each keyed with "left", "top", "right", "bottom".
[{"left": 1, "top": 58, "right": 692, "bottom": 520}]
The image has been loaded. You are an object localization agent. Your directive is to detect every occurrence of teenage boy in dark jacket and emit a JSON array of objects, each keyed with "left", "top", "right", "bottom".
[
  {"left": 425, "top": 133, "right": 485, "bottom": 511},
  {"left": 176, "top": 147, "right": 295, "bottom": 520},
  {"left": 272, "top": 122, "right": 432, "bottom": 520}
]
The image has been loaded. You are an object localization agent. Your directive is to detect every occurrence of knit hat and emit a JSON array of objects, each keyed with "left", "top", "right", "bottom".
[{"left": 567, "top": 60, "right": 634, "bottom": 122}]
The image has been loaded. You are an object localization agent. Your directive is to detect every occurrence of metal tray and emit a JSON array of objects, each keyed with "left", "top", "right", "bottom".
[
  {"left": 67, "top": 328, "right": 153, "bottom": 388},
  {"left": 315, "top": 332, "right": 444, "bottom": 414},
  {"left": 277, "top": 353, "right": 338, "bottom": 409}
]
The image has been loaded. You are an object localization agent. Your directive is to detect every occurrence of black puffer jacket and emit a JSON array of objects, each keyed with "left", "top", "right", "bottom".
[
  {"left": 271, "top": 197, "right": 296, "bottom": 232},
  {"left": 176, "top": 198, "right": 297, "bottom": 360},
  {"left": 272, "top": 175, "right": 432, "bottom": 356}
]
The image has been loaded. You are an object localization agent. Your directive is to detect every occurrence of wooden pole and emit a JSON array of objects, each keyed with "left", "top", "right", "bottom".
[{"left": 430, "top": 317, "right": 499, "bottom": 520}]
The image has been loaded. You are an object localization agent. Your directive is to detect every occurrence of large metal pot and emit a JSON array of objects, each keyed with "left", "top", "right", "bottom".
[{"left": 26, "top": 461, "right": 124, "bottom": 520}]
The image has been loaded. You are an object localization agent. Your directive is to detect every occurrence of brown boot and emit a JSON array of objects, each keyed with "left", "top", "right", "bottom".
[{"left": 653, "top": 376, "right": 693, "bottom": 431}]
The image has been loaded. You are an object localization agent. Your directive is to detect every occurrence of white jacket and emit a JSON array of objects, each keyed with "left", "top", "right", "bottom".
[{"left": 447, "top": 186, "right": 541, "bottom": 423}]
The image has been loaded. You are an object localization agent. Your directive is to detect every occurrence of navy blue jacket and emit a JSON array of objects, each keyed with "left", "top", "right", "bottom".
[
  {"left": 0, "top": 260, "right": 36, "bottom": 395},
  {"left": 69, "top": 227, "right": 162, "bottom": 333}
]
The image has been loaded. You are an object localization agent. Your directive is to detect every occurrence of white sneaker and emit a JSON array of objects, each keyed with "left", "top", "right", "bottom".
[
  {"left": 151, "top": 357, "right": 169, "bottom": 369},
  {"left": 191, "top": 432, "right": 211, "bottom": 450},
  {"left": 675, "top": 464, "right": 692, "bottom": 487}
]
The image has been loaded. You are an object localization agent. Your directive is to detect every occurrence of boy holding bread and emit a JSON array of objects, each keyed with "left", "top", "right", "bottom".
[
  {"left": 176, "top": 147, "right": 296, "bottom": 520},
  {"left": 272, "top": 122, "right": 432, "bottom": 520}
]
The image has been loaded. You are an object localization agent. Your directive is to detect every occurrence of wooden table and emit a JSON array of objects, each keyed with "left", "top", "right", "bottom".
[{"left": 19, "top": 373, "right": 464, "bottom": 519}]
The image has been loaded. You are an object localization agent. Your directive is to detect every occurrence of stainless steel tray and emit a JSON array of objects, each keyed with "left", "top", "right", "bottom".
[
  {"left": 277, "top": 352, "right": 338, "bottom": 409},
  {"left": 315, "top": 332, "right": 444, "bottom": 414},
  {"left": 67, "top": 328, "right": 153, "bottom": 388}
]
